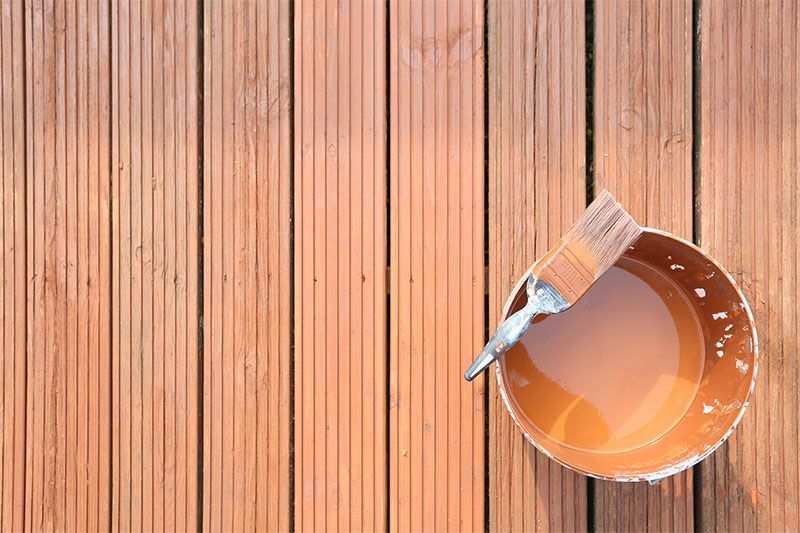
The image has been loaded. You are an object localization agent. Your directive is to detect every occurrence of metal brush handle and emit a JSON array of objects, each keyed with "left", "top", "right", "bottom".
[
  {"left": 464, "top": 275, "right": 569, "bottom": 382},
  {"left": 464, "top": 303, "right": 539, "bottom": 382}
]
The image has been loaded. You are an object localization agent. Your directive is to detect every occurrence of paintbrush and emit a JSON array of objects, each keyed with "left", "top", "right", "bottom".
[{"left": 464, "top": 190, "right": 642, "bottom": 381}]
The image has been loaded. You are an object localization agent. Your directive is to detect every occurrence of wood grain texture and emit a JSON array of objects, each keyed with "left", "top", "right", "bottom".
[
  {"left": 111, "top": 0, "right": 199, "bottom": 530},
  {"left": 203, "top": 0, "right": 291, "bottom": 529},
  {"left": 294, "top": 0, "right": 387, "bottom": 531},
  {"left": 488, "top": 0, "right": 588, "bottom": 531},
  {"left": 2, "top": 2, "right": 798, "bottom": 530},
  {"left": 594, "top": 0, "right": 694, "bottom": 530},
  {"left": 698, "top": 1, "right": 800, "bottom": 530},
  {"left": 24, "top": 0, "right": 111, "bottom": 529},
  {"left": 389, "top": 0, "right": 485, "bottom": 530},
  {"left": 0, "top": 0, "right": 26, "bottom": 529}
]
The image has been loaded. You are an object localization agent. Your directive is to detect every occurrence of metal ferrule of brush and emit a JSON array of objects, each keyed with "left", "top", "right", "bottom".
[{"left": 464, "top": 275, "right": 569, "bottom": 382}]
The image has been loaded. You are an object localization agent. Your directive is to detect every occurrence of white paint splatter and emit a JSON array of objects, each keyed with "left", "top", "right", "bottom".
[
  {"left": 716, "top": 341, "right": 724, "bottom": 348},
  {"left": 725, "top": 323, "right": 733, "bottom": 331},
  {"left": 712, "top": 312, "right": 729, "bottom": 320},
  {"left": 670, "top": 264, "right": 685, "bottom": 271},
  {"left": 695, "top": 288, "right": 706, "bottom": 298},
  {"left": 736, "top": 359, "right": 750, "bottom": 373},
  {"left": 703, "top": 403, "right": 714, "bottom": 414},
  {"left": 717, "top": 350, "right": 724, "bottom": 358}
]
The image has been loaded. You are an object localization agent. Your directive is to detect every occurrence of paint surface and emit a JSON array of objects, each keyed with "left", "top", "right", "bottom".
[{"left": 502, "top": 256, "right": 705, "bottom": 454}]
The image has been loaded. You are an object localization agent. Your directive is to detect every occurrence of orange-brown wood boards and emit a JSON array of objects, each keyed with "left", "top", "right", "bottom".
[
  {"left": 699, "top": 1, "right": 800, "bottom": 530},
  {"left": 203, "top": 0, "right": 291, "bottom": 530},
  {"left": 0, "top": 0, "right": 27, "bottom": 529},
  {"left": 488, "top": 0, "right": 588, "bottom": 530},
  {"left": 24, "top": 0, "right": 111, "bottom": 529},
  {"left": 111, "top": 0, "right": 199, "bottom": 530},
  {"left": 594, "top": 0, "right": 694, "bottom": 530},
  {"left": 294, "top": 0, "right": 388, "bottom": 531},
  {"left": 389, "top": 0, "right": 485, "bottom": 530}
]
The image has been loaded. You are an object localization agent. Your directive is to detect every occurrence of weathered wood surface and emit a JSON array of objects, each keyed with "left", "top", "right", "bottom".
[
  {"left": 203, "top": 0, "right": 291, "bottom": 530},
  {"left": 24, "top": 0, "right": 111, "bottom": 529},
  {"left": 488, "top": 0, "right": 588, "bottom": 531},
  {"left": 0, "top": 2, "right": 27, "bottom": 531},
  {"left": 0, "top": 0, "right": 796, "bottom": 530},
  {"left": 699, "top": 1, "right": 800, "bottom": 530},
  {"left": 0, "top": 0, "right": 27, "bottom": 530},
  {"left": 111, "top": 0, "right": 199, "bottom": 530}
]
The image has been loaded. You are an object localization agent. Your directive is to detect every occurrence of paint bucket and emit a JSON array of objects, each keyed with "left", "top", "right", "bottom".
[{"left": 495, "top": 228, "right": 758, "bottom": 482}]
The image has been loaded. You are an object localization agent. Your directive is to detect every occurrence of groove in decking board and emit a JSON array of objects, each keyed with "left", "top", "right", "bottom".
[
  {"left": 488, "top": 0, "right": 588, "bottom": 531},
  {"left": 111, "top": 0, "right": 199, "bottom": 530},
  {"left": 593, "top": 0, "right": 694, "bottom": 530},
  {"left": 0, "top": 0, "right": 26, "bottom": 529},
  {"left": 24, "top": 0, "right": 112, "bottom": 530},
  {"left": 389, "top": 0, "right": 485, "bottom": 530},
  {"left": 203, "top": 0, "right": 292, "bottom": 530},
  {"left": 294, "top": 0, "right": 387, "bottom": 531},
  {"left": 698, "top": 1, "right": 800, "bottom": 530}
]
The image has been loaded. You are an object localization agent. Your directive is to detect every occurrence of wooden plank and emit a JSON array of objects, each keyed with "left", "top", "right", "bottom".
[
  {"left": 91, "top": 0, "right": 112, "bottom": 528},
  {"left": 294, "top": 0, "right": 387, "bottom": 530},
  {"left": 698, "top": 1, "right": 800, "bottom": 530},
  {"left": 203, "top": 0, "right": 291, "bottom": 529},
  {"left": 25, "top": 0, "right": 111, "bottom": 529},
  {"left": 204, "top": 0, "right": 222, "bottom": 528},
  {"left": 593, "top": 0, "right": 694, "bottom": 530},
  {"left": 487, "top": 0, "right": 588, "bottom": 530},
  {"left": 0, "top": 0, "right": 26, "bottom": 529},
  {"left": 151, "top": 0, "right": 166, "bottom": 527},
  {"left": 110, "top": 0, "right": 130, "bottom": 526},
  {"left": 111, "top": 0, "right": 199, "bottom": 529},
  {"left": 388, "top": 0, "right": 484, "bottom": 529}
]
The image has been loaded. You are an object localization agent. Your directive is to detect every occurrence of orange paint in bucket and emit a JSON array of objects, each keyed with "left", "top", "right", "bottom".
[{"left": 496, "top": 229, "right": 758, "bottom": 481}]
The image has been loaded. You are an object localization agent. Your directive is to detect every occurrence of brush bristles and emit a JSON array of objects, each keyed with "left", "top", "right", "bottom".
[
  {"left": 563, "top": 190, "right": 642, "bottom": 275},
  {"left": 537, "top": 190, "right": 641, "bottom": 304}
]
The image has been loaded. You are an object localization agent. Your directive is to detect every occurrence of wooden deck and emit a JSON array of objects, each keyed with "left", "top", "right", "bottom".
[{"left": 0, "top": 0, "right": 797, "bottom": 530}]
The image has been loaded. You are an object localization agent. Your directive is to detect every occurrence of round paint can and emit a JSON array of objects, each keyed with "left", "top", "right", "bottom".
[{"left": 496, "top": 228, "right": 758, "bottom": 482}]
